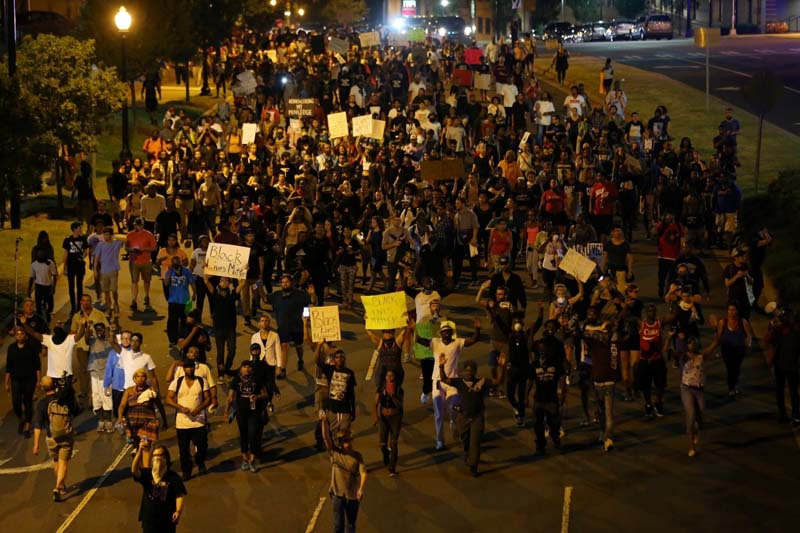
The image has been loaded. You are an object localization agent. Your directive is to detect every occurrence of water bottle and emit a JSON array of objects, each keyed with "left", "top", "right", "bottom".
[{"left": 250, "top": 395, "right": 256, "bottom": 411}]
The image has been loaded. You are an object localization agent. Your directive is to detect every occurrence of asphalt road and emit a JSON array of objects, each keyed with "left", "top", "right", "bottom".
[
  {"left": 568, "top": 34, "right": 800, "bottom": 135},
  {"left": 1, "top": 232, "right": 798, "bottom": 533}
]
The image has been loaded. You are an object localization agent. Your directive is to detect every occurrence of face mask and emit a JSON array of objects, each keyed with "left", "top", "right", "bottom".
[
  {"left": 152, "top": 457, "right": 167, "bottom": 483},
  {"left": 557, "top": 297, "right": 566, "bottom": 305}
]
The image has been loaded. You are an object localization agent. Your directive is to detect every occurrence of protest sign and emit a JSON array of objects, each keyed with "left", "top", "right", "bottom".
[
  {"left": 474, "top": 73, "right": 493, "bottom": 90},
  {"left": 310, "top": 306, "right": 341, "bottom": 343},
  {"left": 359, "top": 31, "right": 380, "bottom": 48},
  {"left": 352, "top": 115, "right": 373, "bottom": 137},
  {"left": 452, "top": 69, "right": 473, "bottom": 87},
  {"left": 571, "top": 243, "right": 604, "bottom": 265},
  {"left": 369, "top": 119, "right": 386, "bottom": 140},
  {"left": 327, "top": 112, "right": 349, "bottom": 138},
  {"left": 204, "top": 243, "right": 251, "bottom": 280},
  {"left": 242, "top": 123, "right": 257, "bottom": 145},
  {"left": 519, "top": 132, "right": 530, "bottom": 148},
  {"left": 420, "top": 159, "right": 466, "bottom": 181},
  {"left": 361, "top": 292, "right": 408, "bottom": 330},
  {"left": 235, "top": 71, "right": 257, "bottom": 95},
  {"left": 558, "top": 248, "right": 598, "bottom": 283},
  {"left": 328, "top": 36, "right": 349, "bottom": 55},
  {"left": 286, "top": 98, "right": 315, "bottom": 118},
  {"left": 465, "top": 48, "right": 483, "bottom": 65}
]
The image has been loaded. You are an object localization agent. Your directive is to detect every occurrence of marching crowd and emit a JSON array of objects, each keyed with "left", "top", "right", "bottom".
[{"left": 4, "top": 24, "right": 800, "bottom": 533}]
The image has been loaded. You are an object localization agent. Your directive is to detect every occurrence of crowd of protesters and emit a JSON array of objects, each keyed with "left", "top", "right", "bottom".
[{"left": 3, "top": 23, "right": 799, "bottom": 532}]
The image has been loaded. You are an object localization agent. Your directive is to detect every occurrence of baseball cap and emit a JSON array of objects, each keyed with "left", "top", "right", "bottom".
[
  {"left": 133, "top": 217, "right": 144, "bottom": 226},
  {"left": 439, "top": 320, "right": 455, "bottom": 332},
  {"left": 250, "top": 343, "right": 261, "bottom": 352}
]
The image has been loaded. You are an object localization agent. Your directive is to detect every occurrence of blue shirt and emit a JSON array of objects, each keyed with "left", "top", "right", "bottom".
[
  {"left": 103, "top": 350, "right": 126, "bottom": 391},
  {"left": 93, "top": 239, "right": 124, "bottom": 274},
  {"left": 166, "top": 267, "right": 194, "bottom": 304}
]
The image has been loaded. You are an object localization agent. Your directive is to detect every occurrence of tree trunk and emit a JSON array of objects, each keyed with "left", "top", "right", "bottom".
[{"left": 9, "top": 175, "right": 20, "bottom": 229}]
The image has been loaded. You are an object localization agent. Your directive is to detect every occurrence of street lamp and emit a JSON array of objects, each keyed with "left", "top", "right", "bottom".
[
  {"left": 298, "top": 7, "right": 305, "bottom": 16},
  {"left": 270, "top": 0, "right": 277, "bottom": 5},
  {"left": 115, "top": 6, "right": 132, "bottom": 161}
]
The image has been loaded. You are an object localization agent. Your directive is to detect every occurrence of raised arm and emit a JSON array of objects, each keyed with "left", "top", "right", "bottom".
[{"left": 463, "top": 317, "right": 482, "bottom": 348}]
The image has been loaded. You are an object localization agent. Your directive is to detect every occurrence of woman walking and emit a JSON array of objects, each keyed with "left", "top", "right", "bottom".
[
  {"left": 373, "top": 369, "right": 403, "bottom": 477},
  {"left": 225, "top": 361, "right": 268, "bottom": 472},
  {"left": 680, "top": 337, "right": 716, "bottom": 457},
  {"left": 550, "top": 43, "right": 570, "bottom": 86},
  {"left": 118, "top": 368, "right": 168, "bottom": 467},
  {"left": 707, "top": 303, "right": 752, "bottom": 397}
]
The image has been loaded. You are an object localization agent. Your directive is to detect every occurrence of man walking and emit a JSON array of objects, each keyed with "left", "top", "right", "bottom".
[
  {"left": 125, "top": 217, "right": 157, "bottom": 311},
  {"left": 166, "top": 359, "right": 211, "bottom": 480},
  {"left": 268, "top": 274, "right": 310, "bottom": 378}
]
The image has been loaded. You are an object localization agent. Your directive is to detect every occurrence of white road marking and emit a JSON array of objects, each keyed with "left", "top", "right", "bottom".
[
  {"left": 753, "top": 49, "right": 779, "bottom": 55},
  {"left": 55, "top": 444, "right": 130, "bottom": 533},
  {"left": 304, "top": 496, "right": 327, "bottom": 533},
  {"left": 687, "top": 52, "right": 705, "bottom": 58},
  {"left": 716, "top": 86, "right": 740, "bottom": 91},
  {"left": 365, "top": 349, "right": 379, "bottom": 381},
  {"left": 720, "top": 50, "right": 744, "bottom": 56},
  {"left": 655, "top": 53, "right": 674, "bottom": 58},
  {"left": 621, "top": 55, "right": 643, "bottom": 60},
  {"left": 561, "top": 486, "right": 573, "bottom": 533},
  {"left": 653, "top": 65, "right": 701, "bottom": 69},
  {"left": 0, "top": 457, "right": 11, "bottom": 467},
  {"left": 0, "top": 449, "right": 80, "bottom": 475},
  {"left": 679, "top": 58, "right": 800, "bottom": 96},
  {"left": 791, "top": 48, "right": 800, "bottom": 53}
]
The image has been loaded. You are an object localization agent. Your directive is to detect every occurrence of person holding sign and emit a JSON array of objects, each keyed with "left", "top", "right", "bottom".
[
  {"left": 316, "top": 347, "right": 356, "bottom": 445},
  {"left": 365, "top": 321, "right": 413, "bottom": 389}
]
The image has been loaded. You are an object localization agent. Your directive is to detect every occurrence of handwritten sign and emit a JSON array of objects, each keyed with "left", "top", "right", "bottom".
[
  {"left": 558, "top": 248, "right": 597, "bottom": 283},
  {"left": 474, "top": 73, "right": 493, "bottom": 90},
  {"left": 235, "top": 71, "right": 257, "bottom": 95},
  {"left": 287, "top": 98, "right": 315, "bottom": 118},
  {"left": 352, "top": 115, "right": 374, "bottom": 137},
  {"left": 242, "top": 123, "right": 257, "bottom": 145},
  {"left": 310, "top": 306, "right": 341, "bottom": 342},
  {"left": 327, "top": 112, "right": 349, "bottom": 139},
  {"left": 452, "top": 69, "right": 473, "bottom": 87},
  {"left": 204, "top": 243, "right": 252, "bottom": 280},
  {"left": 328, "top": 36, "right": 349, "bottom": 55},
  {"left": 361, "top": 292, "right": 408, "bottom": 330},
  {"left": 359, "top": 31, "right": 380, "bottom": 48},
  {"left": 369, "top": 119, "right": 386, "bottom": 140},
  {"left": 465, "top": 48, "right": 483, "bottom": 65},
  {"left": 571, "top": 243, "right": 604, "bottom": 265}
]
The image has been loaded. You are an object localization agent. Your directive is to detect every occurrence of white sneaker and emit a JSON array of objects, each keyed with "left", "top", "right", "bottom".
[
  {"left": 420, "top": 393, "right": 429, "bottom": 405},
  {"left": 97, "top": 422, "right": 105, "bottom": 433},
  {"left": 435, "top": 440, "right": 444, "bottom": 451}
]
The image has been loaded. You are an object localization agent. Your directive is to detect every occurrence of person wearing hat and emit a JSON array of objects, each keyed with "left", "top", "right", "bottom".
[
  {"left": 125, "top": 217, "right": 157, "bottom": 311},
  {"left": 723, "top": 248, "right": 754, "bottom": 321},
  {"left": 166, "top": 357, "right": 212, "bottom": 480},
  {"left": 438, "top": 354, "right": 505, "bottom": 476},
  {"left": 487, "top": 255, "right": 527, "bottom": 312},
  {"left": 430, "top": 317, "right": 481, "bottom": 450},
  {"left": 61, "top": 221, "right": 90, "bottom": 315}
]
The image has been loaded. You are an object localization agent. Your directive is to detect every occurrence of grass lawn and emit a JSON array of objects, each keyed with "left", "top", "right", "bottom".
[{"left": 534, "top": 55, "right": 800, "bottom": 194}]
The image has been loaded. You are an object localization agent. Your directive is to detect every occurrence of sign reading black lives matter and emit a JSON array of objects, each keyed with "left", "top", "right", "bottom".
[
  {"left": 204, "top": 243, "right": 252, "bottom": 280},
  {"left": 286, "top": 98, "right": 315, "bottom": 118}
]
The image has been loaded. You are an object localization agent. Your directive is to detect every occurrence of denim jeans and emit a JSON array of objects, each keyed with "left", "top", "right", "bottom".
[
  {"left": 680, "top": 385, "right": 705, "bottom": 435},
  {"left": 594, "top": 382, "right": 616, "bottom": 441},
  {"left": 331, "top": 495, "right": 359, "bottom": 533}
]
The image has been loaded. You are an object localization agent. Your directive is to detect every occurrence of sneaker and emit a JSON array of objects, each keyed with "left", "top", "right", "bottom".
[
  {"left": 470, "top": 465, "right": 479, "bottom": 477},
  {"left": 435, "top": 440, "right": 444, "bottom": 451},
  {"left": 268, "top": 403, "right": 274, "bottom": 414},
  {"left": 559, "top": 427, "right": 566, "bottom": 439},
  {"left": 241, "top": 462, "right": 250, "bottom": 471},
  {"left": 604, "top": 438, "right": 615, "bottom": 452},
  {"left": 389, "top": 469, "right": 398, "bottom": 477},
  {"left": 144, "top": 296, "right": 151, "bottom": 308},
  {"left": 544, "top": 428, "right": 550, "bottom": 439},
  {"left": 249, "top": 462, "right": 257, "bottom": 473},
  {"left": 496, "top": 391, "right": 507, "bottom": 400},
  {"left": 654, "top": 404, "right": 665, "bottom": 418},
  {"left": 97, "top": 421, "right": 106, "bottom": 433},
  {"left": 53, "top": 489, "right": 62, "bottom": 503},
  {"left": 381, "top": 447, "right": 390, "bottom": 466},
  {"left": 420, "top": 392, "right": 429, "bottom": 405},
  {"left": 130, "top": 301, "right": 138, "bottom": 311}
]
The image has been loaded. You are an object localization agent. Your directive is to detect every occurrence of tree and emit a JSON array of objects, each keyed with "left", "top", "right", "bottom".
[
  {"left": 10, "top": 35, "right": 126, "bottom": 213},
  {"left": 531, "top": 0, "right": 562, "bottom": 28},
  {"left": 568, "top": 0, "right": 601, "bottom": 22},
  {"left": 319, "top": 0, "right": 368, "bottom": 26},
  {"left": 741, "top": 70, "right": 783, "bottom": 193},
  {"left": 613, "top": 0, "right": 647, "bottom": 18}
]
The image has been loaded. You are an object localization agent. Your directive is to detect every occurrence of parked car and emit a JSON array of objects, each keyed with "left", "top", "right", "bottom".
[
  {"left": 637, "top": 14, "right": 673, "bottom": 40},
  {"left": 582, "top": 20, "right": 612, "bottom": 41},
  {"left": 605, "top": 19, "right": 641, "bottom": 41},
  {"left": 543, "top": 21, "right": 574, "bottom": 41}
]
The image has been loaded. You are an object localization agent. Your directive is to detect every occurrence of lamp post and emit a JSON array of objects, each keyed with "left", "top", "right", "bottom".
[{"left": 115, "top": 6, "right": 132, "bottom": 161}]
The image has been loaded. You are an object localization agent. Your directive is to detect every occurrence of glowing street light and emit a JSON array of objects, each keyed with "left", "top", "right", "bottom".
[
  {"left": 114, "top": 6, "right": 132, "bottom": 160},
  {"left": 114, "top": 6, "right": 132, "bottom": 32},
  {"left": 284, "top": 9, "right": 291, "bottom": 16},
  {"left": 298, "top": 7, "right": 305, "bottom": 16},
  {"left": 270, "top": 0, "right": 277, "bottom": 5}
]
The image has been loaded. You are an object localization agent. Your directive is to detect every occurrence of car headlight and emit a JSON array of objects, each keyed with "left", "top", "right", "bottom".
[
  {"left": 438, "top": 27, "right": 446, "bottom": 36},
  {"left": 464, "top": 26, "right": 472, "bottom": 36}
]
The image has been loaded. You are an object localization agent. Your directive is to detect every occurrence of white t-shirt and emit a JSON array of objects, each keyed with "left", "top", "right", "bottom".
[
  {"left": 172, "top": 362, "right": 216, "bottom": 389},
  {"left": 563, "top": 94, "right": 587, "bottom": 116},
  {"left": 43, "top": 334, "right": 77, "bottom": 378},
  {"left": 168, "top": 375, "right": 209, "bottom": 429},
  {"left": 498, "top": 83, "right": 519, "bottom": 108},
  {"left": 430, "top": 337, "right": 466, "bottom": 383},
  {"left": 536, "top": 100, "right": 556, "bottom": 126},
  {"left": 121, "top": 350, "right": 157, "bottom": 388},
  {"left": 250, "top": 330, "right": 281, "bottom": 366},
  {"left": 190, "top": 248, "right": 207, "bottom": 277}
]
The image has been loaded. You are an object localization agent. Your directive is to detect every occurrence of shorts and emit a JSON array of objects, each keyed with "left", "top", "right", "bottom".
[
  {"left": 715, "top": 213, "right": 737, "bottom": 233},
  {"left": 130, "top": 261, "right": 153, "bottom": 281},
  {"left": 278, "top": 330, "right": 304, "bottom": 346},
  {"left": 46, "top": 436, "right": 74, "bottom": 462},
  {"left": 100, "top": 271, "right": 119, "bottom": 292}
]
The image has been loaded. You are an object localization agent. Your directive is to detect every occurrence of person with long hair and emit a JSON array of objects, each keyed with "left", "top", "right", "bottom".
[{"left": 706, "top": 303, "right": 752, "bottom": 397}]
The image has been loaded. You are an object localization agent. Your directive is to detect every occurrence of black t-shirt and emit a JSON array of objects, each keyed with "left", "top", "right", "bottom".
[
  {"left": 176, "top": 176, "right": 195, "bottom": 200},
  {"left": 90, "top": 212, "right": 113, "bottom": 228},
  {"left": 604, "top": 240, "right": 630, "bottom": 270},
  {"left": 321, "top": 364, "right": 356, "bottom": 414},
  {"left": 6, "top": 341, "right": 41, "bottom": 381},
  {"left": 137, "top": 468, "right": 187, "bottom": 532},
  {"left": 212, "top": 286, "right": 238, "bottom": 328},
  {"left": 445, "top": 376, "right": 490, "bottom": 418},
  {"left": 532, "top": 353, "right": 564, "bottom": 402},
  {"left": 229, "top": 374, "right": 266, "bottom": 412},
  {"left": 15, "top": 314, "right": 49, "bottom": 350},
  {"left": 155, "top": 211, "right": 182, "bottom": 243},
  {"left": 62, "top": 235, "right": 89, "bottom": 271}
]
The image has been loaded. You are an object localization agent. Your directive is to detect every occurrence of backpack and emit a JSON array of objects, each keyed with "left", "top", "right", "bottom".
[
  {"left": 176, "top": 375, "right": 204, "bottom": 396},
  {"left": 48, "top": 400, "right": 73, "bottom": 441}
]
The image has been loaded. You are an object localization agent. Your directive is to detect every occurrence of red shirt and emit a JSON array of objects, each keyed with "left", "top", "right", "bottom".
[
  {"left": 542, "top": 190, "right": 566, "bottom": 214},
  {"left": 590, "top": 181, "right": 618, "bottom": 216},
  {"left": 656, "top": 222, "right": 685, "bottom": 259}
]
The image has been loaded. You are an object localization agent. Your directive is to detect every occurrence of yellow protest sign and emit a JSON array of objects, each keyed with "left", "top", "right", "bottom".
[
  {"left": 204, "top": 243, "right": 251, "bottom": 280},
  {"left": 361, "top": 291, "right": 408, "bottom": 330},
  {"left": 310, "top": 306, "right": 341, "bottom": 343}
]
